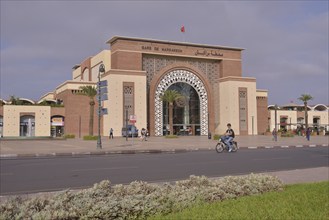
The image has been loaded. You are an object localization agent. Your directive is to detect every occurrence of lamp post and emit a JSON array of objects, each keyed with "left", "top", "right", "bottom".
[
  {"left": 125, "top": 106, "right": 128, "bottom": 141},
  {"left": 97, "top": 64, "right": 105, "bottom": 149},
  {"left": 274, "top": 104, "right": 278, "bottom": 142},
  {"left": 208, "top": 112, "right": 211, "bottom": 139},
  {"left": 252, "top": 116, "right": 254, "bottom": 135}
]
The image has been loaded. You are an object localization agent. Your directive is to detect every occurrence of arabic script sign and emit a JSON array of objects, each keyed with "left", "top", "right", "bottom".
[{"left": 195, "top": 49, "right": 223, "bottom": 57}]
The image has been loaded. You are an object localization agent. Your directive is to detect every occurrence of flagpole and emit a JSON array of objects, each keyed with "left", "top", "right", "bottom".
[{"left": 180, "top": 25, "right": 186, "bottom": 42}]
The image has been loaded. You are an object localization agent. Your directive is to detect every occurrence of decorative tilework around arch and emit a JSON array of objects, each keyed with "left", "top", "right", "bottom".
[{"left": 154, "top": 70, "right": 208, "bottom": 136}]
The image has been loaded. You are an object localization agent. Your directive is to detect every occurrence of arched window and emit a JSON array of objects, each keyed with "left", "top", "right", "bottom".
[{"left": 82, "top": 68, "right": 89, "bottom": 81}]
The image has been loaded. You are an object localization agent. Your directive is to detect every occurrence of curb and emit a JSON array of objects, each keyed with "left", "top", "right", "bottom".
[
  {"left": 247, "top": 144, "right": 327, "bottom": 149},
  {"left": 0, "top": 144, "right": 327, "bottom": 159}
]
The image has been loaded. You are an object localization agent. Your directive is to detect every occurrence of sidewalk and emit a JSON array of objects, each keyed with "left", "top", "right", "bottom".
[{"left": 0, "top": 135, "right": 328, "bottom": 158}]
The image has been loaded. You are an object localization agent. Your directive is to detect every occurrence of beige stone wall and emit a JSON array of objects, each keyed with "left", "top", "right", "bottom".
[
  {"left": 72, "top": 66, "right": 81, "bottom": 81},
  {"left": 3, "top": 105, "right": 51, "bottom": 137},
  {"left": 91, "top": 50, "right": 111, "bottom": 82},
  {"left": 102, "top": 70, "right": 147, "bottom": 137},
  {"left": 217, "top": 77, "right": 257, "bottom": 135},
  {"left": 309, "top": 111, "right": 328, "bottom": 126},
  {"left": 39, "top": 92, "right": 55, "bottom": 101},
  {"left": 55, "top": 81, "right": 96, "bottom": 95}
]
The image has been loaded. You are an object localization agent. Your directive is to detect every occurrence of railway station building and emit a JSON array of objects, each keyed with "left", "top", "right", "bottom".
[{"left": 1, "top": 36, "right": 271, "bottom": 137}]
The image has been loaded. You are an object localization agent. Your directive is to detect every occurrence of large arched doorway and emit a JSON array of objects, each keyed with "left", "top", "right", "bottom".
[
  {"left": 154, "top": 69, "right": 208, "bottom": 136},
  {"left": 163, "top": 82, "right": 200, "bottom": 135}
]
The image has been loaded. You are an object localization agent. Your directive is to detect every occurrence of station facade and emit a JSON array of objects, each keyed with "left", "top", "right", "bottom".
[{"left": 1, "top": 36, "right": 271, "bottom": 137}]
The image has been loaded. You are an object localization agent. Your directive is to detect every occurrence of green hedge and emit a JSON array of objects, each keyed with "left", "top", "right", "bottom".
[
  {"left": 83, "top": 135, "right": 98, "bottom": 140},
  {"left": 281, "top": 131, "right": 294, "bottom": 137},
  {"left": 64, "top": 134, "right": 75, "bottom": 139},
  {"left": 165, "top": 135, "right": 178, "bottom": 138},
  {"left": 213, "top": 134, "right": 221, "bottom": 140}
]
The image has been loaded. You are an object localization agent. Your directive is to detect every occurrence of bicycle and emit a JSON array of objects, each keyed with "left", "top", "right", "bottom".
[{"left": 215, "top": 136, "right": 238, "bottom": 153}]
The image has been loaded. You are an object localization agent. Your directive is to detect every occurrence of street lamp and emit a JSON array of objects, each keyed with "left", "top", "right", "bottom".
[
  {"left": 208, "top": 112, "right": 211, "bottom": 139},
  {"left": 274, "top": 104, "right": 278, "bottom": 142},
  {"left": 125, "top": 106, "right": 128, "bottom": 141},
  {"left": 97, "top": 64, "right": 105, "bottom": 149}
]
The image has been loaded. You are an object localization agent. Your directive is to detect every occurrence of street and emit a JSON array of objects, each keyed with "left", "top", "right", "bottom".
[{"left": 1, "top": 147, "right": 328, "bottom": 195}]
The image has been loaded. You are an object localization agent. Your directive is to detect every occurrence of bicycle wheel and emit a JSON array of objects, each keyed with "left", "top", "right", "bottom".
[
  {"left": 215, "top": 142, "right": 225, "bottom": 153},
  {"left": 232, "top": 142, "right": 238, "bottom": 152}
]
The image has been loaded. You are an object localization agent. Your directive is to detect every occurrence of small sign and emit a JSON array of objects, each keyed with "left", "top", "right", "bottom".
[
  {"left": 129, "top": 115, "right": 137, "bottom": 123},
  {"left": 97, "top": 94, "right": 108, "bottom": 101},
  {"left": 97, "top": 87, "right": 108, "bottom": 95},
  {"left": 97, "top": 80, "right": 108, "bottom": 87},
  {"left": 101, "top": 108, "right": 108, "bottom": 115}
]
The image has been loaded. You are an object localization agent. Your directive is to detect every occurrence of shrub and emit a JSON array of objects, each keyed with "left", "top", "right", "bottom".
[
  {"left": 164, "top": 135, "right": 178, "bottom": 138},
  {"left": 213, "top": 134, "right": 221, "bottom": 140},
  {"left": 83, "top": 135, "right": 98, "bottom": 140},
  {"left": 64, "top": 134, "right": 75, "bottom": 139},
  {"left": 0, "top": 174, "right": 283, "bottom": 219},
  {"left": 281, "top": 131, "right": 294, "bottom": 137}
]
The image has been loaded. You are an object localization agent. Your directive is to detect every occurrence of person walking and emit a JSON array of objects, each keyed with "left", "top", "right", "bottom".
[
  {"left": 272, "top": 128, "right": 277, "bottom": 141},
  {"left": 306, "top": 127, "right": 311, "bottom": 141},
  {"left": 109, "top": 128, "right": 113, "bottom": 139},
  {"left": 141, "top": 128, "right": 146, "bottom": 141}
]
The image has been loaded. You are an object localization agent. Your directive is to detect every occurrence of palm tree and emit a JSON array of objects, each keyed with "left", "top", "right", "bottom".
[
  {"left": 160, "top": 90, "right": 183, "bottom": 135},
  {"left": 78, "top": 86, "right": 97, "bottom": 136},
  {"left": 9, "top": 95, "right": 22, "bottom": 105},
  {"left": 298, "top": 94, "right": 313, "bottom": 129}
]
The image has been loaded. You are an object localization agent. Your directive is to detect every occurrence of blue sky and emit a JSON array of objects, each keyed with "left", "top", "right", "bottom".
[{"left": 1, "top": 1, "right": 328, "bottom": 105}]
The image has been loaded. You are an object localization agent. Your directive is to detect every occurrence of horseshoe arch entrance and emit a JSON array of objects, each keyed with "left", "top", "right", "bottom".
[{"left": 154, "top": 69, "right": 208, "bottom": 136}]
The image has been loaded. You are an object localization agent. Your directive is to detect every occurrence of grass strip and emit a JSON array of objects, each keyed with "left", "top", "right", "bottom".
[{"left": 149, "top": 181, "right": 329, "bottom": 220}]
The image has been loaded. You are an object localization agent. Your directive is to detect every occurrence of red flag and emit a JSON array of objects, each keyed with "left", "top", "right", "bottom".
[{"left": 180, "top": 25, "right": 185, "bottom": 33}]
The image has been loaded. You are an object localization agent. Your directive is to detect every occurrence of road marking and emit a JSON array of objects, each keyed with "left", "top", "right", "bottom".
[
  {"left": 265, "top": 146, "right": 274, "bottom": 149},
  {"left": 0, "top": 173, "right": 13, "bottom": 176},
  {"left": 248, "top": 147, "right": 258, "bottom": 149},
  {"left": 71, "top": 166, "right": 139, "bottom": 172},
  {"left": 281, "top": 146, "right": 289, "bottom": 148},
  {"left": 176, "top": 160, "right": 228, "bottom": 166},
  {"left": 253, "top": 157, "right": 291, "bottom": 161},
  {"left": 0, "top": 154, "right": 18, "bottom": 158},
  {"left": 296, "top": 145, "right": 303, "bottom": 148},
  {"left": 309, "top": 145, "right": 316, "bottom": 147}
]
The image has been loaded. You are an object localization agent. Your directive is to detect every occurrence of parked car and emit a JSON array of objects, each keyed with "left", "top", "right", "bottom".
[{"left": 122, "top": 125, "right": 139, "bottom": 137}]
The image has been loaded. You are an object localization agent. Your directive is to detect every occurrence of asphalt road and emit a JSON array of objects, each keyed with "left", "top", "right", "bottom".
[{"left": 1, "top": 147, "right": 328, "bottom": 195}]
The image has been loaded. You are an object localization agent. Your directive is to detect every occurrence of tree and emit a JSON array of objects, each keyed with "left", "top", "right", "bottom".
[
  {"left": 298, "top": 94, "right": 313, "bottom": 129},
  {"left": 9, "top": 95, "right": 23, "bottom": 105},
  {"left": 78, "top": 86, "right": 97, "bottom": 136},
  {"left": 160, "top": 90, "right": 183, "bottom": 135}
]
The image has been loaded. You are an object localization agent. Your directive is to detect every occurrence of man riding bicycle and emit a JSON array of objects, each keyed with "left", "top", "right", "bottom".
[{"left": 222, "top": 123, "right": 235, "bottom": 152}]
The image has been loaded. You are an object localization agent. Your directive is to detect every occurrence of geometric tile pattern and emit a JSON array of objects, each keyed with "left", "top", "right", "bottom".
[
  {"left": 154, "top": 69, "right": 208, "bottom": 136},
  {"left": 142, "top": 54, "right": 220, "bottom": 88}
]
